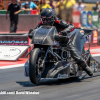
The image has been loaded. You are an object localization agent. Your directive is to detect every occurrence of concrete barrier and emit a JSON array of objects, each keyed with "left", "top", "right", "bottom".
[{"left": 0, "top": 14, "right": 39, "bottom": 32}]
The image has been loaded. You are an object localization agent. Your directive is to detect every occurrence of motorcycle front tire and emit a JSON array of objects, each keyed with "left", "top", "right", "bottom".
[{"left": 29, "top": 48, "right": 41, "bottom": 84}]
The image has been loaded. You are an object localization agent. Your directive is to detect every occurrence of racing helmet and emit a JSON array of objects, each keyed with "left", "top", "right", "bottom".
[{"left": 40, "top": 8, "right": 57, "bottom": 25}]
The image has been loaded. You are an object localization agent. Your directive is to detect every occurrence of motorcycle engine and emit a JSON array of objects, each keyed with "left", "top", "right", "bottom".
[{"left": 61, "top": 50, "right": 70, "bottom": 59}]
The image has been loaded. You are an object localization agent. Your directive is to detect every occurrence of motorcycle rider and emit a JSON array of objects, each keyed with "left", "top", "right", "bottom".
[{"left": 29, "top": 8, "right": 93, "bottom": 76}]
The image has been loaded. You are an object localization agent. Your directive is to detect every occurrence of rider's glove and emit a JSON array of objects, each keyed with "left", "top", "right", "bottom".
[
  {"left": 60, "top": 31, "right": 67, "bottom": 36},
  {"left": 28, "top": 29, "right": 34, "bottom": 39}
]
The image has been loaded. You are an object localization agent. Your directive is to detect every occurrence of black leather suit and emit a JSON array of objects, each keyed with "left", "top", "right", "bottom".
[{"left": 33, "top": 20, "right": 87, "bottom": 69}]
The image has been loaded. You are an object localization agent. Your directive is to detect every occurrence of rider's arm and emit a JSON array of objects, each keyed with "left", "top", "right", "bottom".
[
  {"left": 57, "top": 20, "right": 75, "bottom": 35},
  {"left": 61, "top": 24, "right": 75, "bottom": 33}
]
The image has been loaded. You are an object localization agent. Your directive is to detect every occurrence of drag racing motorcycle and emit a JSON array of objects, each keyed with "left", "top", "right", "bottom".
[{"left": 24, "top": 25, "right": 92, "bottom": 84}]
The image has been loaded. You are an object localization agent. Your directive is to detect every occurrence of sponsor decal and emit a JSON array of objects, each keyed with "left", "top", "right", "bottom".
[
  {"left": 88, "top": 14, "right": 92, "bottom": 25},
  {"left": 93, "top": 30, "right": 98, "bottom": 43},
  {"left": 72, "top": 11, "right": 81, "bottom": 28},
  {"left": 80, "top": 30, "right": 84, "bottom": 35},
  {"left": 0, "top": 35, "right": 28, "bottom": 46},
  {"left": 57, "top": 74, "right": 68, "bottom": 78},
  {"left": 0, "top": 47, "right": 21, "bottom": 58},
  {"left": 81, "top": 11, "right": 88, "bottom": 26},
  {"left": 73, "top": 15, "right": 80, "bottom": 23},
  {"left": 0, "top": 46, "right": 29, "bottom": 60},
  {"left": 0, "top": 41, "right": 28, "bottom": 45},
  {"left": 93, "top": 15, "right": 98, "bottom": 21}
]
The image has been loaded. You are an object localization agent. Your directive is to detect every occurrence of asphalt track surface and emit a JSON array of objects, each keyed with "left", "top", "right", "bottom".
[{"left": 0, "top": 57, "right": 100, "bottom": 100}]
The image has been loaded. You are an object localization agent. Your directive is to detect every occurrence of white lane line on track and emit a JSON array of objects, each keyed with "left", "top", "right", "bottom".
[
  {"left": 92, "top": 54, "right": 100, "bottom": 57},
  {"left": 0, "top": 64, "right": 24, "bottom": 69}
]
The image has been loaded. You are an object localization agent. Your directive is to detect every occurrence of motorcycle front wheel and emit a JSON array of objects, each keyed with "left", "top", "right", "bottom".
[{"left": 29, "top": 48, "right": 44, "bottom": 84}]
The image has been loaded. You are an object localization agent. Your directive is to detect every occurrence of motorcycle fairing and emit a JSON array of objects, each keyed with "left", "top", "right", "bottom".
[
  {"left": 46, "top": 61, "right": 70, "bottom": 78},
  {"left": 24, "top": 60, "right": 82, "bottom": 78},
  {"left": 45, "top": 61, "right": 82, "bottom": 78},
  {"left": 32, "top": 26, "right": 58, "bottom": 45},
  {"left": 24, "top": 61, "right": 70, "bottom": 78}
]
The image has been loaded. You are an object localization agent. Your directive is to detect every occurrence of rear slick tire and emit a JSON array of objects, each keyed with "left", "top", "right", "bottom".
[{"left": 29, "top": 48, "right": 42, "bottom": 84}]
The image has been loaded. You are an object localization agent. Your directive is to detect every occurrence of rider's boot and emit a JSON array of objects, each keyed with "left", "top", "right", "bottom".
[{"left": 80, "top": 62, "right": 93, "bottom": 76}]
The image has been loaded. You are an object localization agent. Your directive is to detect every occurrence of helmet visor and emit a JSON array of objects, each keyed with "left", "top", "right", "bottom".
[{"left": 41, "top": 16, "right": 54, "bottom": 24}]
